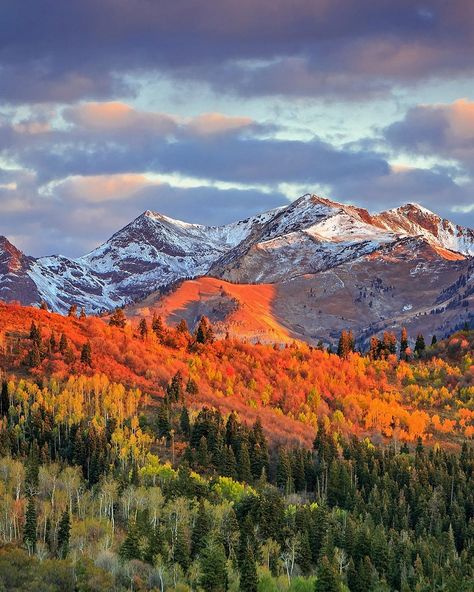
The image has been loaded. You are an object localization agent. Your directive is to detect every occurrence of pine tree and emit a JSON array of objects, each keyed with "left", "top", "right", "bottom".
[
  {"left": 166, "top": 371, "right": 183, "bottom": 404},
  {"left": 0, "top": 381, "right": 9, "bottom": 416},
  {"left": 138, "top": 318, "right": 148, "bottom": 339},
  {"left": 120, "top": 521, "right": 142, "bottom": 561},
  {"left": 238, "top": 442, "right": 252, "bottom": 483},
  {"left": 79, "top": 307, "right": 86, "bottom": 320},
  {"left": 195, "top": 316, "right": 214, "bottom": 344},
  {"left": 316, "top": 555, "right": 339, "bottom": 592},
  {"left": 143, "top": 525, "right": 163, "bottom": 564},
  {"left": 200, "top": 539, "right": 228, "bottom": 592},
  {"left": 400, "top": 327, "right": 408, "bottom": 360},
  {"left": 239, "top": 546, "right": 258, "bottom": 592},
  {"left": 109, "top": 307, "right": 126, "bottom": 328},
  {"left": 176, "top": 318, "right": 189, "bottom": 335},
  {"left": 57, "top": 510, "right": 71, "bottom": 558},
  {"left": 414, "top": 333, "right": 426, "bottom": 357},
  {"left": 180, "top": 406, "right": 191, "bottom": 437},
  {"left": 68, "top": 304, "right": 78, "bottom": 318},
  {"left": 192, "top": 502, "right": 211, "bottom": 558},
  {"left": 27, "top": 343, "right": 41, "bottom": 367},
  {"left": 298, "top": 530, "right": 312, "bottom": 575},
  {"left": 23, "top": 496, "right": 37, "bottom": 554},
  {"left": 80, "top": 341, "right": 92, "bottom": 366},
  {"left": 276, "top": 448, "right": 293, "bottom": 494},
  {"left": 186, "top": 377, "right": 199, "bottom": 395},
  {"left": 431, "top": 334, "right": 437, "bottom": 346},
  {"left": 152, "top": 314, "right": 165, "bottom": 341},
  {"left": 59, "top": 333, "right": 68, "bottom": 354}
]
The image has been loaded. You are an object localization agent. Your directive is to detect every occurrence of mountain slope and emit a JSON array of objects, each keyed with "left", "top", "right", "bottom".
[{"left": 0, "top": 195, "right": 472, "bottom": 325}]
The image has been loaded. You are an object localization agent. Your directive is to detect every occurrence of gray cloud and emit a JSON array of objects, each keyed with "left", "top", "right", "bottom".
[{"left": 1, "top": 1, "right": 474, "bottom": 102}]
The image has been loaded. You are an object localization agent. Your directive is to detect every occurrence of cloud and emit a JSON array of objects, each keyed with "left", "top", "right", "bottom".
[
  {"left": 385, "top": 99, "right": 474, "bottom": 171},
  {"left": 0, "top": 168, "right": 288, "bottom": 257},
  {"left": 1, "top": 0, "right": 473, "bottom": 102}
]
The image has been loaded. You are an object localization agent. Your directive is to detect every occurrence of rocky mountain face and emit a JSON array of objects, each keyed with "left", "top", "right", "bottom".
[{"left": 0, "top": 195, "right": 473, "bottom": 342}]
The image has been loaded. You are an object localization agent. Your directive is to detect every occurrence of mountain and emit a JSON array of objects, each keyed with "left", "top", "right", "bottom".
[{"left": 0, "top": 194, "right": 473, "bottom": 343}]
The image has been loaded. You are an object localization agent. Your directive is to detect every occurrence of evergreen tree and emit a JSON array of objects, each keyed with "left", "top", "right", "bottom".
[
  {"left": 109, "top": 307, "right": 126, "bottom": 328},
  {"left": 176, "top": 318, "right": 189, "bottom": 335},
  {"left": 59, "top": 333, "right": 68, "bottom": 354},
  {"left": 68, "top": 304, "right": 78, "bottom": 318},
  {"left": 80, "top": 341, "right": 92, "bottom": 367},
  {"left": 200, "top": 539, "right": 228, "bottom": 592},
  {"left": 191, "top": 502, "right": 211, "bottom": 558},
  {"left": 316, "top": 555, "right": 339, "bottom": 592},
  {"left": 414, "top": 333, "right": 426, "bottom": 357},
  {"left": 79, "top": 307, "right": 86, "bottom": 320},
  {"left": 152, "top": 314, "right": 165, "bottom": 341},
  {"left": 186, "top": 377, "right": 199, "bottom": 395},
  {"left": 120, "top": 521, "right": 142, "bottom": 561},
  {"left": 23, "top": 496, "right": 37, "bottom": 554},
  {"left": 239, "top": 547, "right": 258, "bottom": 592},
  {"left": 0, "top": 381, "right": 9, "bottom": 416},
  {"left": 180, "top": 406, "right": 191, "bottom": 437},
  {"left": 138, "top": 318, "right": 148, "bottom": 339},
  {"left": 298, "top": 530, "right": 312, "bottom": 575},
  {"left": 57, "top": 510, "right": 71, "bottom": 558},
  {"left": 166, "top": 371, "right": 183, "bottom": 404},
  {"left": 431, "top": 334, "right": 437, "bottom": 346},
  {"left": 238, "top": 442, "right": 252, "bottom": 483},
  {"left": 400, "top": 327, "right": 408, "bottom": 360},
  {"left": 27, "top": 343, "right": 41, "bottom": 367},
  {"left": 195, "top": 316, "right": 214, "bottom": 345}
]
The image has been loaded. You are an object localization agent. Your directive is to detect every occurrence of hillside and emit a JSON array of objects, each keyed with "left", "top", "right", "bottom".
[{"left": 0, "top": 302, "right": 473, "bottom": 447}]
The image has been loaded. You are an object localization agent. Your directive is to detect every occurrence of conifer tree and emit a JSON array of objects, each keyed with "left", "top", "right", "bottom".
[
  {"left": 431, "top": 334, "right": 437, "bottom": 346},
  {"left": 192, "top": 502, "right": 211, "bottom": 558},
  {"left": 316, "top": 555, "right": 339, "bottom": 592},
  {"left": 79, "top": 307, "right": 86, "bottom": 320},
  {"left": 180, "top": 406, "right": 191, "bottom": 437},
  {"left": 80, "top": 341, "right": 92, "bottom": 367},
  {"left": 68, "top": 304, "right": 78, "bottom": 318},
  {"left": 414, "top": 333, "right": 426, "bottom": 357},
  {"left": 199, "top": 539, "right": 228, "bottom": 592},
  {"left": 23, "top": 496, "right": 37, "bottom": 554},
  {"left": 238, "top": 442, "right": 252, "bottom": 483},
  {"left": 152, "top": 314, "right": 165, "bottom": 341},
  {"left": 138, "top": 318, "right": 148, "bottom": 339},
  {"left": 195, "top": 316, "right": 214, "bottom": 344},
  {"left": 166, "top": 371, "right": 183, "bottom": 404},
  {"left": 59, "top": 332, "right": 68, "bottom": 354},
  {"left": 400, "top": 327, "right": 408, "bottom": 360},
  {"left": 109, "top": 307, "right": 126, "bottom": 328},
  {"left": 120, "top": 521, "right": 142, "bottom": 561},
  {"left": 0, "top": 381, "right": 9, "bottom": 416},
  {"left": 176, "top": 318, "right": 189, "bottom": 335},
  {"left": 57, "top": 510, "right": 71, "bottom": 558}
]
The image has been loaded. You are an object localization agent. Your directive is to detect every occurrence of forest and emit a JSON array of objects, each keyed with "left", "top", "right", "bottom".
[{"left": 0, "top": 302, "right": 472, "bottom": 591}]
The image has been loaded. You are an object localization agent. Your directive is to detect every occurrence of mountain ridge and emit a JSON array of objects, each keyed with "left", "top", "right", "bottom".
[{"left": 0, "top": 196, "right": 472, "bottom": 334}]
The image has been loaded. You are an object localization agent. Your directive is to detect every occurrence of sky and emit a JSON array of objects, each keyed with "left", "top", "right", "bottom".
[{"left": 0, "top": 0, "right": 473, "bottom": 257}]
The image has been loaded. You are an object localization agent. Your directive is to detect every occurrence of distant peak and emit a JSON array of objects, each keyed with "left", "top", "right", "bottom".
[{"left": 394, "top": 202, "right": 438, "bottom": 217}]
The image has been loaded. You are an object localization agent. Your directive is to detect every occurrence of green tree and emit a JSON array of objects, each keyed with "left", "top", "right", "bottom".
[
  {"left": 57, "top": 510, "right": 71, "bottom": 558},
  {"left": 315, "top": 555, "right": 339, "bottom": 592},
  {"left": 23, "top": 497, "right": 37, "bottom": 554},
  {"left": 200, "top": 539, "right": 228, "bottom": 592}
]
